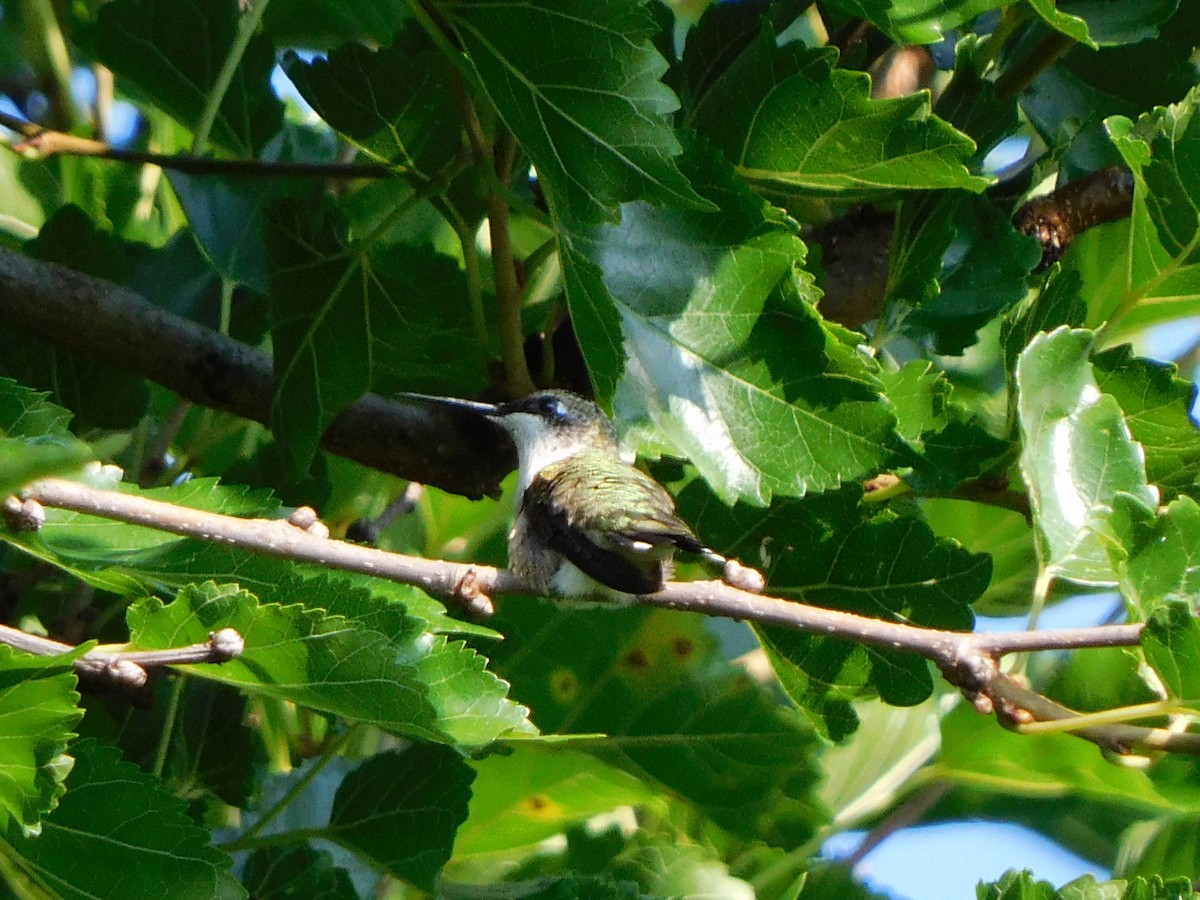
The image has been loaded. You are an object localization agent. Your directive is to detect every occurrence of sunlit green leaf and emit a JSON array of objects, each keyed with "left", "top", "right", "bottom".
[
  {"left": 126, "top": 582, "right": 533, "bottom": 748},
  {"left": 0, "top": 647, "right": 81, "bottom": 835},
  {"left": 485, "top": 604, "right": 825, "bottom": 847},
  {"left": 692, "top": 33, "right": 988, "bottom": 198},
  {"left": 1015, "top": 327, "right": 1157, "bottom": 585},
  {"left": 457, "top": 746, "right": 656, "bottom": 858},
  {"left": 564, "top": 136, "right": 896, "bottom": 504},
  {"left": 825, "top": 0, "right": 1007, "bottom": 45}
]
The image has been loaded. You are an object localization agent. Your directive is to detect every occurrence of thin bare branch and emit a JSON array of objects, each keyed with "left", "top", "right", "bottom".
[
  {"left": 0, "top": 621, "right": 244, "bottom": 688},
  {"left": 0, "top": 109, "right": 393, "bottom": 179},
  {"left": 13, "top": 476, "right": 1186, "bottom": 755}
]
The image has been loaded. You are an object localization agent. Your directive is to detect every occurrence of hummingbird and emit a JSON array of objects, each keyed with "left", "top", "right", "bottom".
[{"left": 406, "top": 390, "right": 746, "bottom": 599}]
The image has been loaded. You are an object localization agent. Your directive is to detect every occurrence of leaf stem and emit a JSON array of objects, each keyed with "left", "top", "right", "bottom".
[
  {"left": 26, "top": 0, "right": 79, "bottom": 130},
  {"left": 488, "top": 126, "right": 536, "bottom": 395},
  {"left": 1015, "top": 699, "right": 1181, "bottom": 734},
  {"left": 229, "top": 726, "right": 357, "bottom": 848},
  {"left": 994, "top": 29, "right": 1075, "bottom": 103},
  {"left": 152, "top": 674, "right": 187, "bottom": 779},
  {"left": 192, "top": 0, "right": 273, "bottom": 156},
  {"left": 432, "top": 196, "right": 489, "bottom": 352}
]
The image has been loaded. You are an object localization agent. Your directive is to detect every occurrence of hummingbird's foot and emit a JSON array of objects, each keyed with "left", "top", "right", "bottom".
[
  {"left": 450, "top": 568, "right": 496, "bottom": 618},
  {"left": 721, "top": 558, "right": 765, "bottom": 594}
]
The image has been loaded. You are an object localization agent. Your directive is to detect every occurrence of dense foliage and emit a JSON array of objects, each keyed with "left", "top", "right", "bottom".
[{"left": 2, "top": 0, "right": 1200, "bottom": 896}]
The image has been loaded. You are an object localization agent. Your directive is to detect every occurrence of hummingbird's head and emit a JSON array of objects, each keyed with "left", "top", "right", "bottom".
[
  {"left": 492, "top": 390, "right": 618, "bottom": 456},
  {"left": 400, "top": 389, "right": 619, "bottom": 492}
]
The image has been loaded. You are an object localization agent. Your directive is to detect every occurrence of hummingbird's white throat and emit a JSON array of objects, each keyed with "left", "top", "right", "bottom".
[{"left": 496, "top": 411, "right": 594, "bottom": 495}]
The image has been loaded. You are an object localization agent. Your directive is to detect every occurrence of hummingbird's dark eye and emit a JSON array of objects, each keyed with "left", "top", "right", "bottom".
[{"left": 539, "top": 396, "right": 568, "bottom": 421}]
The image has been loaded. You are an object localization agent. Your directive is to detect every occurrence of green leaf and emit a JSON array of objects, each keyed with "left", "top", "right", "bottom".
[
  {"left": 0, "top": 377, "right": 93, "bottom": 496},
  {"left": 241, "top": 845, "right": 357, "bottom": 900},
  {"left": 933, "top": 703, "right": 1200, "bottom": 815},
  {"left": 1092, "top": 346, "right": 1200, "bottom": 502},
  {"left": 446, "top": 0, "right": 709, "bottom": 225},
  {"left": 1028, "top": 0, "right": 1178, "bottom": 48},
  {"left": 885, "top": 192, "right": 961, "bottom": 309},
  {"left": 880, "top": 361, "right": 1010, "bottom": 492},
  {"left": 83, "top": 0, "right": 283, "bottom": 156},
  {"left": 441, "top": 874, "right": 649, "bottom": 900},
  {"left": 126, "top": 582, "right": 533, "bottom": 748},
  {"left": 977, "top": 869, "right": 1061, "bottom": 900},
  {"left": 936, "top": 36, "right": 1021, "bottom": 162},
  {"left": 824, "top": 0, "right": 1007, "bottom": 45},
  {"left": 692, "top": 32, "right": 988, "bottom": 199},
  {"left": 261, "top": 0, "right": 408, "bottom": 49},
  {"left": 3, "top": 738, "right": 243, "bottom": 899},
  {"left": 1112, "top": 495, "right": 1200, "bottom": 618},
  {"left": 0, "top": 647, "right": 81, "bottom": 835},
  {"left": 1015, "top": 327, "right": 1157, "bottom": 585},
  {"left": 1, "top": 473, "right": 483, "bottom": 633},
  {"left": 1069, "top": 90, "right": 1200, "bottom": 337},
  {"left": 681, "top": 483, "right": 986, "bottom": 735},
  {"left": 284, "top": 24, "right": 460, "bottom": 175},
  {"left": 486, "top": 604, "right": 825, "bottom": 848},
  {"left": 563, "top": 136, "right": 897, "bottom": 504},
  {"left": 0, "top": 376, "right": 74, "bottom": 439},
  {"left": 266, "top": 198, "right": 487, "bottom": 475},
  {"left": 1022, "top": 40, "right": 1193, "bottom": 182},
  {"left": 615, "top": 841, "right": 755, "bottom": 899},
  {"left": 818, "top": 699, "right": 941, "bottom": 827},
  {"left": 457, "top": 746, "right": 656, "bottom": 858},
  {"left": 1001, "top": 270, "right": 1089, "bottom": 380},
  {"left": 79, "top": 679, "right": 260, "bottom": 809},
  {"left": 1120, "top": 818, "right": 1200, "bottom": 884},
  {"left": 327, "top": 744, "right": 474, "bottom": 890},
  {"left": 921, "top": 499, "right": 1036, "bottom": 617},
  {"left": 1141, "top": 602, "right": 1200, "bottom": 704},
  {"left": 903, "top": 194, "right": 1041, "bottom": 354},
  {"left": 165, "top": 174, "right": 277, "bottom": 294}
]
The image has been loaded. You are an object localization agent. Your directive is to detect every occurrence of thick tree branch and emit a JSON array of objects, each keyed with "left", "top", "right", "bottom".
[
  {"left": 1014, "top": 166, "right": 1135, "bottom": 269},
  {"left": 0, "top": 249, "right": 515, "bottom": 498},
  {"left": 13, "top": 476, "right": 1195, "bottom": 756}
]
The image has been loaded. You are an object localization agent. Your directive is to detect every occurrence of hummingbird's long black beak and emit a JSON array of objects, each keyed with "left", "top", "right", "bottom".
[{"left": 397, "top": 392, "right": 502, "bottom": 417}]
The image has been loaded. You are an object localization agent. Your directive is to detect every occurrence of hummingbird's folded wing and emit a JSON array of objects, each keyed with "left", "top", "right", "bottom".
[{"left": 523, "top": 452, "right": 702, "bottom": 594}]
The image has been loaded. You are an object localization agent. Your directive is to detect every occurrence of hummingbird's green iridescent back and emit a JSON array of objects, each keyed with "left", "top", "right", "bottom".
[{"left": 517, "top": 447, "right": 705, "bottom": 595}]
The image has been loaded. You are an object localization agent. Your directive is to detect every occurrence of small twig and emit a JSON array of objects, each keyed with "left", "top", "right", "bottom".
[
  {"left": 0, "top": 110, "right": 393, "bottom": 179},
  {"left": 12, "top": 476, "right": 1190, "bottom": 754},
  {"left": 994, "top": 29, "right": 1076, "bottom": 102},
  {"left": 346, "top": 482, "right": 425, "bottom": 544},
  {"left": 0, "top": 621, "right": 244, "bottom": 688},
  {"left": 844, "top": 783, "right": 952, "bottom": 869}
]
